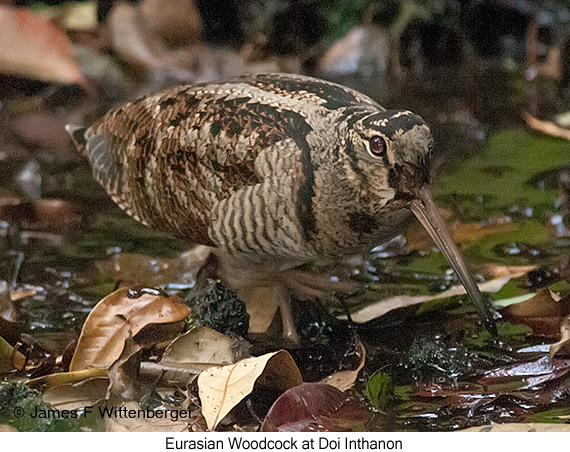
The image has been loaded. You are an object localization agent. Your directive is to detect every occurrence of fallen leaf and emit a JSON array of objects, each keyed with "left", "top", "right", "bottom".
[
  {"left": 0, "top": 6, "right": 83, "bottom": 84},
  {"left": 30, "top": 368, "right": 107, "bottom": 389},
  {"left": 70, "top": 286, "right": 191, "bottom": 371},
  {"left": 478, "top": 356, "right": 570, "bottom": 390},
  {"left": 139, "top": 361, "right": 200, "bottom": 386},
  {"left": 105, "top": 401, "right": 189, "bottom": 432},
  {"left": 506, "top": 288, "right": 563, "bottom": 318},
  {"left": 236, "top": 285, "right": 279, "bottom": 333},
  {"left": 162, "top": 327, "right": 235, "bottom": 371},
  {"left": 351, "top": 276, "right": 509, "bottom": 323},
  {"left": 320, "top": 340, "right": 365, "bottom": 391},
  {"left": 198, "top": 350, "right": 302, "bottom": 431},
  {"left": 107, "top": 333, "right": 141, "bottom": 401},
  {"left": 483, "top": 264, "right": 537, "bottom": 280},
  {"left": 261, "top": 383, "right": 371, "bottom": 432},
  {"left": 42, "top": 376, "right": 109, "bottom": 411},
  {"left": 365, "top": 370, "right": 394, "bottom": 410},
  {"left": 411, "top": 382, "right": 489, "bottom": 410},
  {"left": 550, "top": 315, "right": 570, "bottom": 358},
  {"left": 0, "top": 335, "right": 25, "bottom": 372},
  {"left": 504, "top": 289, "right": 570, "bottom": 336}
]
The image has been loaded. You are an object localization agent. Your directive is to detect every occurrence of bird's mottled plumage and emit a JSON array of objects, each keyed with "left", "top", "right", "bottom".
[{"left": 69, "top": 73, "right": 494, "bottom": 340}]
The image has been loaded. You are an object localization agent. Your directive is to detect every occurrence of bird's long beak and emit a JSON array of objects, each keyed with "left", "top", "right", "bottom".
[{"left": 409, "top": 186, "right": 497, "bottom": 335}]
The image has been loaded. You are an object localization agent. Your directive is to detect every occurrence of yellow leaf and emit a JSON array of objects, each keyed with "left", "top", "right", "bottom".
[
  {"left": 70, "top": 286, "right": 191, "bottom": 371},
  {"left": 162, "top": 327, "right": 235, "bottom": 371},
  {"left": 43, "top": 376, "right": 109, "bottom": 411},
  {"left": 31, "top": 368, "right": 108, "bottom": 389},
  {"left": 0, "top": 335, "right": 25, "bottom": 372},
  {"left": 198, "top": 350, "right": 302, "bottom": 431},
  {"left": 105, "top": 401, "right": 188, "bottom": 432}
]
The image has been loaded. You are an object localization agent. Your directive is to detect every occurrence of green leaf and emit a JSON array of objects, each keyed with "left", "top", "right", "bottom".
[
  {"left": 466, "top": 321, "right": 533, "bottom": 348},
  {"left": 366, "top": 370, "right": 394, "bottom": 410},
  {"left": 528, "top": 407, "right": 570, "bottom": 424}
]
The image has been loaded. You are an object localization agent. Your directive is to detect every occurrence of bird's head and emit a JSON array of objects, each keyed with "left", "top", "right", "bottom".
[
  {"left": 346, "top": 109, "right": 496, "bottom": 334},
  {"left": 346, "top": 109, "right": 433, "bottom": 202}
]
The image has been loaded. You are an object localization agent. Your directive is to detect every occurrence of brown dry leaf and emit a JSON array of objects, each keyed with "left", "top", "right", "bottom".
[
  {"left": 550, "top": 315, "right": 570, "bottom": 358},
  {"left": 237, "top": 285, "right": 280, "bottom": 333},
  {"left": 105, "top": 401, "right": 189, "bottom": 432},
  {"left": 31, "top": 367, "right": 107, "bottom": 389},
  {"left": 161, "top": 327, "right": 235, "bottom": 371},
  {"left": 320, "top": 340, "right": 365, "bottom": 391},
  {"left": 0, "top": 335, "right": 25, "bottom": 372},
  {"left": 70, "top": 286, "right": 191, "bottom": 371},
  {"left": 43, "top": 376, "right": 109, "bottom": 411},
  {"left": 351, "top": 276, "right": 513, "bottom": 323},
  {"left": 107, "top": 334, "right": 141, "bottom": 401},
  {"left": 140, "top": 361, "right": 200, "bottom": 386},
  {"left": 506, "top": 288, "right": 562, "bottom": 317},
  {"left": 198, "top": 350, "right": 302, "bottom": 431},
  {"left": 0, "top": 6, "right": 83, "bottom": 84},
  {"left": 483, "top": 264, "right": 537, "bottom": 280},
  {"left": 10, "top": 113, "right": 71, "bottom": 149}
]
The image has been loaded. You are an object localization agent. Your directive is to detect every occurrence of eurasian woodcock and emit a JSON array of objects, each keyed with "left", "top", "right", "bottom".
[{"left": 67, "top": 73, "right": 496, "bottom": 341}]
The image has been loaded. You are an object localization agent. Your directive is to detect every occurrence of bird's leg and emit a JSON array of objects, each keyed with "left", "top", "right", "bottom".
[
  {"left": 237, "top": 284, "right": 300, "bottom": 344},
  {"left": 274, "top": 285, "right": 300, "bottom": 345}
]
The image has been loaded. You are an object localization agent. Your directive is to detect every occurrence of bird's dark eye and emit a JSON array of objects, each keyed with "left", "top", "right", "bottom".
[{"left": 369, "top": 136, "right": 386, "bottom": 156}]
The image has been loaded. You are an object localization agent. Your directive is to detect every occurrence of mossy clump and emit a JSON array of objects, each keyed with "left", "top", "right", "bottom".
[
  {"left": 0, "top": 382, "right": 82, "bottom": 432},
  {"left": 189, "top": 279, "right": 250, "bottom": 337}
]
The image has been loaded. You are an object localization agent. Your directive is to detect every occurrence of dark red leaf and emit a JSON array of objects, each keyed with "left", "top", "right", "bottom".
[
  {"left": 261, "top": 383, "right": 371, "bottom": 432},
  {"left": 478, "top": 356, "right": 570, "bottom": 389}
]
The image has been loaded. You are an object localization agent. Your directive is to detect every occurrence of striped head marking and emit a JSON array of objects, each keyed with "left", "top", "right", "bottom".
[{"left": 345, "top": 109, "right": 433, "bottom": 203}]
